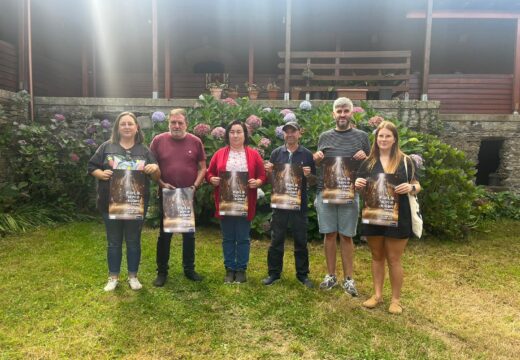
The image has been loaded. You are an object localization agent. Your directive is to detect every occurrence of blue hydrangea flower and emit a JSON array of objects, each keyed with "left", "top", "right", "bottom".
[
  {"left": 84, "top": 139, "right": 97, "bottom": 146},
  {"left": 299, "top": 100, "right": 312, "bottom": 111},
  {"left": 275, "top": 125, "right": 284, "bottom": 139},
  {"left": 101, "top": 119, "right": 111, "bottom": 129},
  {"left": 151, "top": 111, "right": 166, "bottom": 123},
  {"left": 283, "top": 112, "right": 297, "bottom": 123}
]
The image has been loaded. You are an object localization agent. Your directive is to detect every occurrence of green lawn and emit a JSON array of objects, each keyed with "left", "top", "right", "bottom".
[{"left": 1, "top": 220, "right": 519, "bottom": 359}]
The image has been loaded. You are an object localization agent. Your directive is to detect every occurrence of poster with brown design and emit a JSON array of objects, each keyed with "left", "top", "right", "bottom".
[
  {"left": 361, "top": 173, "right": 400, "bottom": 227},
  {"left": 162, "top": 187, "right": 195, "bottom": 233},
  {"left": 108, "top": 169, "right": 145, "bottom": 220},
  {"left": 322, "top": 157, "right": 360, "bottom": 204},
  {"left": 271, "top": 164, "right": 303, "bottom": 210},
  {"left": 219, "top": 171, "right": 248, "bottom": 216}
]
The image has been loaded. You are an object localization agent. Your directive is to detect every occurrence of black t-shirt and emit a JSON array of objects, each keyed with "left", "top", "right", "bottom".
[
  {"left": 357, "top": 156, "right": 417, "bottom": 238},
  {"left": 87, "top": 141, "right": 157, "bottom": 212}
]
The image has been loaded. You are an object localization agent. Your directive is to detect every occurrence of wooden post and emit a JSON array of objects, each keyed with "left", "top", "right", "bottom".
[
  {"left": 248, "top": 40, "right": 254, "bottom": 87},
  {"left": 164, "top": 22, "right": 171, "bottom": 99},
  {"left": 18, "top": 0, "right": 27, "bottom": 91},
  {"left": 421, "top": 0, "right": 433, "bottom": 100},
  {"left": 92, "top": 33, "right": 97, "bottom": 97},
  {"left": 81, "top": 41, "right": 89, "bottom": 97},
  {"left": 27, "top": 0, "right": 34, "bottom": 121},
  {"left": 284, "top": 0, "right": 292, "bottom": 99},
  {"left": 335, "top": 34, "right": 341, "bottom": 78},
  {"left": 152, "top": 0, "right": 159, "bottom": 99},
  {"left": 513, "top": 18, "right": 520, "bottom": 112}
]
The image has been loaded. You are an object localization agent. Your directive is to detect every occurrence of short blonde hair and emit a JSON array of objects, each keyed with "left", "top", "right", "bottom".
[{"left": 169, "top": 108, "right": 187, "bottom": 123}]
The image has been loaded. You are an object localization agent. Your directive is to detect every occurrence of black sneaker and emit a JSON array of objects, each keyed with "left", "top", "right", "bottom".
[
  {"left": 153, "top": 273, "right": 167, "bottom": 287},
  {"left": 224, "top": 269, "right": 235, "bottom": 284},
  {"left": 261, "top": 275, "right": 280, "bottom": 286},
  {"left": 298, "top": 277, "right": 314, "bottom": 289},
  {"left": 234, "top": 270, "right": 247, "bottom": 283},
  {"left": 184, "top": 270, "right": 203, "bottom": 282}
]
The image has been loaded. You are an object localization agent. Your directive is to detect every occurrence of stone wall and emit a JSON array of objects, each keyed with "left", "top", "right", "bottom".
[
  {"left": 34, "top": 97, "right": 442, "bottom": 132},
  {"left": 31, "top": 96, "right": 520, "bottom": 191},
  {"left": 440, "top": 114, "right": 520, "bottom": 190}
]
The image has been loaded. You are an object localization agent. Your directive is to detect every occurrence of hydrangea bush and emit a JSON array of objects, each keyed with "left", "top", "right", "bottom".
[{"left": 0, "top": 94, "right": 490, "bottom": 239}]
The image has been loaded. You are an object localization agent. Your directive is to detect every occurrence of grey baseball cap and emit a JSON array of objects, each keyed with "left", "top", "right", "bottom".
[{"left": 282, "top": 121, "right": 301, "bottom": 131}]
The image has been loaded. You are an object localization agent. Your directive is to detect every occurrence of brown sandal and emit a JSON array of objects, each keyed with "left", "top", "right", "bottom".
[
  {"left": 362, "top": 295, "right": 383, "bottom": 309},
  {"left": 388, "top": 300, "right": 403, "bottom": 314}
]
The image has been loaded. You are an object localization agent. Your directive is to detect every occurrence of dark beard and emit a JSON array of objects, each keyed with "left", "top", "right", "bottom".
[{"left": 336, "top": 118, "right": 350, "bottom": 131}]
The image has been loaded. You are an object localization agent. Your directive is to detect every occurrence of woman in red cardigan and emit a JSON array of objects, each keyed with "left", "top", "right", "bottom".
[{"left": 206, "top": 120, "right": 266, "bottom": 284}]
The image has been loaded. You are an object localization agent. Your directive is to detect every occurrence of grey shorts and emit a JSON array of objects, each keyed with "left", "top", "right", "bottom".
[{"left": 315, "top": 192, "right": 359, "bottom": 237}]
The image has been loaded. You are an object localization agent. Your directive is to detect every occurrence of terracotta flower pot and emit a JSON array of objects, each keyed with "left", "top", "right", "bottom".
[
  {"left": 267, "top": 89, "right": 279, "bottom": 100},
  {"left": 291, "top": 88, "right": 301, "bottom": 100},
  {"left": 248, "top": 89, "right": 259, "bottom": 100},
  {"left": 227, "top": 90, "right": 239, "bottom": 99},
  {"left": 210, "top": 88, "right": 223, "bottom": 99},
  {"left": 335, "top": 88, "right": 368, "bottom": 100}
]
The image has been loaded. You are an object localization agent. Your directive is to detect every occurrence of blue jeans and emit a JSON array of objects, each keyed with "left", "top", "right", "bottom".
[
  {"left": 102, "top": 213, "right": 144, "bottom": 276},
  {"left": 220, "top": 216, "right": 251, "bottom": 271}
]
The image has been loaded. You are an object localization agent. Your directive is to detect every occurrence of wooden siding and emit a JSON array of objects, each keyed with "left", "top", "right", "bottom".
[
  {"left": 0, "top": 41, "right": 17, "bottom": 92},
  {"left": 409, "top": 74, "right": 513, "bottom": 114},
  {"left": 33, "top": 54, "right": 82, "bottom": 97}
]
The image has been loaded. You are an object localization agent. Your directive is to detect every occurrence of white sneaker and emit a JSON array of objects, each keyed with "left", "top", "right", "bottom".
[
  {"left": 104, "top": 277, "right": 118, "bottom": 292},
  {"left": 128, "top": 277, "right": 143, "bottom": 291}
]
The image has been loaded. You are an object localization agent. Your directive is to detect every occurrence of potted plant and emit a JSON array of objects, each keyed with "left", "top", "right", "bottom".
[
  {"left": 245, "top": 82, "right": 261, "bottom": 100},
  {"left": 226, "top": 84, "right": 239, "bottom": 99},
  {"left": 291, "top": 86, "right": 302, "bottom": 100},
  {"left": 207, "top": 81, "right": 227, "bottom": 99},
  {"left": 265, "top": 81, "right": 280, "bottom": 100},
  {"left": 301, "top": 64, "right": 314, "bottom": 80}
]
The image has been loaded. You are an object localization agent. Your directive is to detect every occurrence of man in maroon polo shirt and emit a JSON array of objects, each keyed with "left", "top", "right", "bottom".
[{"left": 150, "top": 108, "right": 207, "bottom": 286}]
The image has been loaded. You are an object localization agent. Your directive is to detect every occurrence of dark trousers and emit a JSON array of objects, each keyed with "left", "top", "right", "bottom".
[
  {"left": 102, "top": 213, "right": 143, "bottom": 275},
  {"left": 267, "top": 209, "right": 309, "bottom": 280},
  {"left": 156, "top": 216, "right": 196, "bottom": 275}
]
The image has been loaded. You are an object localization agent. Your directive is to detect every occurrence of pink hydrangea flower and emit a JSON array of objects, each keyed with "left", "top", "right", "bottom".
[
  {"left": 352, "top": 106, "right": 364, "bottom": 113},
  {"left": 222, "top": 97, "right": 238, "bottom": 106},
  {"left": 258, "top": 137, "right": 271, "bottom": 148},
  {"left": 253, "top": 146, "right": 265, "bottom": 157},
  {"left": 70, "top": 153, "right": 80, "bottom": 162},
  {"left": 368, "top": 115, "right": 384, "bottom": 128},
  {"left": 246, "top": 123, "right": 254, "bottom": 135},
  {"left": 210, "top": 126, "right": 226, "bottom": 139},
  {"left": 54, "top": 114, "right": 66, "bottom": 122},
  {"left": 193, "top": 123, "right": 211, "bottom": 137},
  {"left": 280, "top": 109, "right": 293, "bottom": 116},
  {"left": 246, "top": 115, "right": 262, "bottom": 130}
]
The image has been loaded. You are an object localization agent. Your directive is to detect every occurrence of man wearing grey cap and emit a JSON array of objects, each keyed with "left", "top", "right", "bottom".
[
  {"left": 262, "top": 121, "right": 316, "bottom": 288},
  {"left": 313, "top": 97, "right": 370, "bottom": 296}
]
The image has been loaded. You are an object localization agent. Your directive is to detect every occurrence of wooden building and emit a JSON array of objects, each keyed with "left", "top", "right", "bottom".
[{"left": 1, "top": 0, "right": 520, "bottom": 114}]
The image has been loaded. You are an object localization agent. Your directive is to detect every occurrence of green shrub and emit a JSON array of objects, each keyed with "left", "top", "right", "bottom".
[
  {"left": 475, "top": 189, "right": 520, "bottom": 221},
  {"left": 0, "top": 93, "right": 489, "bottom": 239}
]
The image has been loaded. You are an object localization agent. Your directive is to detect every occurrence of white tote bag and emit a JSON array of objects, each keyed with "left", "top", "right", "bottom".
[{"left": 404, "top": 157, "right": 423, "bottom": 238}]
